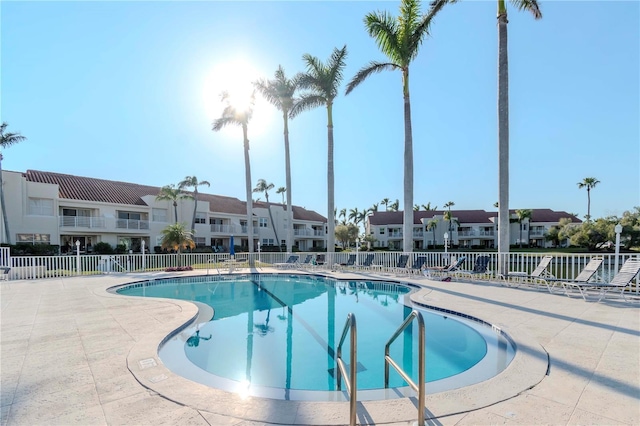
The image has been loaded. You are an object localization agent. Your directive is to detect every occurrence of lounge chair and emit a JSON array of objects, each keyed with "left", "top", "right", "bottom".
[
  {"left": 562, "top": 258, "right": 640, "bottom": 302},
  {"left": 501, "top": 255, "right": 554, "bottom": 287},
  {"left": 423, "top": 256, "right": 466, "bottom": 279},
  {"left": 356, "top": 254, "right": 375, "bottom": 271},
  {"left": 275, "top": 255, "right": 299, "bottom": 269},
  {"left": 409, "top": 256, "right": 427, "bottom": 276},
  {"left": 312, "top": 254, "right": 326, "bottom": 270},
  {"left": 391, "top": 254, "right": 409, "bottom": 275},
  {"left": 296, "top": 254, "right": 313, "bottom": 269},
  {"left": 336, "top": 254, "right": 357, "bottom": 271},
  {"left": 0, "top": 267, "right": 10, "bottom": 281},
  {"left": 545, "top": 256, "right": 603, "bottom": 294},
  {"left": 454, "top": 256, "right": 492, "bottom": 281}
]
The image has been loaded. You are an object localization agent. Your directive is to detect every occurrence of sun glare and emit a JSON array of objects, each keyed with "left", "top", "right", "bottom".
[{"left": 203, "top": 58, "right": 274, "bottom": 138}]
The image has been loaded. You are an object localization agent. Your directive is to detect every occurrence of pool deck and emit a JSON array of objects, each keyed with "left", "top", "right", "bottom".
[{"left": 1, "top": 267, "right": 638, "bottom": 425}]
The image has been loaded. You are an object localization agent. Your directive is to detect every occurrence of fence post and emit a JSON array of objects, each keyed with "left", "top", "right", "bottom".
[{"left": 75, "top": 240, "right": 81, "bottom": 275}]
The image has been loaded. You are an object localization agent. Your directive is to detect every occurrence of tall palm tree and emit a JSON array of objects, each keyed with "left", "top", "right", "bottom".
[
  {"left": 427, "top": 218, "right": 438, "bottom": 248},
  {"left": 254, "top": 66, "right": 301, "bottom": 253},
  {"left": 369, "top": 203, "right": 379, "bottom": 213},
  {"left": 160, "top": 222, "right": 195, "bottom": 266},
  {"left": 577, "top": 177, "right": 600, "bottom": 222},
  {"left": 0, "top": 122, "right": 27, "bottom": 244},
  {"left": 346, "top": 0, "right": 441, "bottom": 253},
  {"left": 253, "top": 179, "right": 281, "bottom": 251},
  {"left": 338, "top": 208, "right": 347, "bottom": 225},
  {"left": 413, "top": 204, "right": 421, "bottom": 211},
  {"left": 178, "top": 176, "right": 210, "bottom": 238},
  {"left": 276, "top": 186, "right": 287, "bottom": 205},
  {"left": 422, "top": 202, "right": 437, "bottom": 211},
  {"left": 212, "top": 91, "right": 256, "bottom": 254},
  {"left": 291, "top": 45, "right": 348, "bottom": 255},
  {"left": 389, "top": 199, "right": 400, "bottom": 211},
  {"left": 156, "top": 184, "right": 191, "bottom": 224},
  {"left": 515, "top": 208, "right": 532, "bottom": 247},
  {"left": 348, "top": 207, "right": 361, "bottom": 225},
  {"left": 429, "top": 0, "right": 541, "bottom": 274},
  {"left": 443, "top": 201, "right": 455, "bottom": 235},
  {"left": 381, "top": 198, "right": 390, "bottom": 211}
]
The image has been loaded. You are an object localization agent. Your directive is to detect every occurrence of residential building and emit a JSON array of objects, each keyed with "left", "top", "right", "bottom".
[
  {"left": 366, "top": 209, "right": 581, "bottom": 250},
  {"left": 1, "top": 170, "right": 327, "bottom": 252}
]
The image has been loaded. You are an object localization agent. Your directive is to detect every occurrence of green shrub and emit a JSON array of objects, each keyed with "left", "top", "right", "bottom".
[{"left": 92, "top": 242, "right": 113, "bottom": 254}]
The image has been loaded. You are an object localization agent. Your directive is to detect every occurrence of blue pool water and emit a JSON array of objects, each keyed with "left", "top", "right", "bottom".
[{"left": 116, "top": 274, "right": 514, "bottom": 400}]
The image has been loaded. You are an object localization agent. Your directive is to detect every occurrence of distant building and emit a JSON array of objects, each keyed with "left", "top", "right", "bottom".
[
  {"left": 366, "top": 209, "right": 581, "bottom": 250},
  {"left": 1, "top": 170, "right": 327, "bottom": 252}
]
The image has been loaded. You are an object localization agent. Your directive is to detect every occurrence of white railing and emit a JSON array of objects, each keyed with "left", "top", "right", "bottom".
[
  {"left": 210, "top": 224, "right": 237, "bottom": 233},
  {"left": 240, "top": 226, "right": 259, "bottom": 235},
  {"left": 59, "top": 216, "right": 107, "bottom": 228},
  {"left": 458, "top": 230, "right": 476, "bottom": 237},
  {"left": 2, "top": 250, "right": 638, "bottom": 296},
  {"left": 294, "top": 228, "right": 312, "bottom": 236},
  {"left": 116, "top": 219, "right": 150, "bottom": 230}
]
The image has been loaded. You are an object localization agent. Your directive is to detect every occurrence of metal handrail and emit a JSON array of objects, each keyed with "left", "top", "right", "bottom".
[
  {"left": 384, "top": 310, "right": 425, "bottom": 426},
  {"left": 336, "top": 313, "right": 357, "bottom": 426}
]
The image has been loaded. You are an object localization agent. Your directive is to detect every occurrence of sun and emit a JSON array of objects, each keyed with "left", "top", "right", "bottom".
[{"left": 203, "top": 57, "right": 274, "bottom": 138}]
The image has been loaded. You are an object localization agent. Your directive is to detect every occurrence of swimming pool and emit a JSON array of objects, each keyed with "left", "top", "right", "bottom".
[{"left": 116, "top": 274, "right": 515, "bottom": 401}]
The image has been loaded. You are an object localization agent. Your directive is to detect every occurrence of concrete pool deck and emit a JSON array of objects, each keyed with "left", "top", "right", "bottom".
[{"left": 1, "top": 268, "right": 638, "bottom": 425}]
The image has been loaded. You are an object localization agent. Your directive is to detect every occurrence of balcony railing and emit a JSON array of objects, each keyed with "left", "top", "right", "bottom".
[
  {"left": 458, "top": 230, "right": 477, "bottom": 237},
  {"left": 479, "top": 230, "right": 495, "bottom": 236},
  {"left": 59, "top": 216, "right": 106, "bottom": 228},
  {"left": 210, "top": 224, "right": 237, "bottom": 233},
  {"left": 240, "top": 226, "right": 259, "bottom": 235},
  {"left": 314, "top": 230, "right": 325, "bottom": 236},
  {"left": 529, "top": 230, "right": 546, "bottom": 237},
  {"left": 116, "top": 219, "right": 149, "bottom": 230}
]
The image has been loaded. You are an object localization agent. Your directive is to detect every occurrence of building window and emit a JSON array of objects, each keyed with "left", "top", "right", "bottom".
[
  {"left": 194, "top": 237, "right": 206, "bottom": 246},
  {"left": 195, "top": 213, "right": 207, "bottom": 224},
  {"left": 259, "top": 218, "right": 268, "bottom": 228},
  {"left": 262, "top": 238, "right": 274, "bottom": 245},
  {"left": 118, "top": 211, "right": 141, "bottom": 220},
  {"left": 16, "top": 233, "right": 51, "bottom": 244},
  {"left": 379, "top": 228, "right": 385, "bottom": 235},
  {"left": 152, "top": 208, "right": 168, "bottom": 223},
  {"left": 28, "top": 198, "right": 54, "bottom": 216}
]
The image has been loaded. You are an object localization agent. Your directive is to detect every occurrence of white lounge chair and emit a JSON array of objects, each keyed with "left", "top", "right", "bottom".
[
  {"left": 562, "top": 258, "right": 640, "bottom": 302},
  {"left": 501, "top": 255, "right": 554, "bottom": 287}
]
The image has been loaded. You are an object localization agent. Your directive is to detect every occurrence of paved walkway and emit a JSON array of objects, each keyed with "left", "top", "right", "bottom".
[{"left": 1, "top": 269, "right": 638, "bottom": 425}]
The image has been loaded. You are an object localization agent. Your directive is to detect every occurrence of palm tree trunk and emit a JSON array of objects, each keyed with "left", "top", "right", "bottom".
[
  {"left": 587, "top": 188, "right": 591, "bottom": 220},
  {"left": 497, "top": 4, "right": 510, "bottom": 276},
  {"left": 0, "top": 156, "right": 10, "bottom": 244},
  {"left": 402, "top": 70, "right": 414, "bottom": 254},
  {"left": 326, "top": 103, "right": 335, "bottom": 256},
  {"left": 191, "top": 189, "right": 198, "bottom": 236},
  {"left": 519, "top": 222, "right": 523, "bottom": 248},
  {"left": 243, "top": 124, "right": 254, "bottom": 255},
  {"left": 265, "top": 193, "right": 281, "bottom": 252},
  {"left": 283, "top": 113, "right": 293, "bottom": 253},
  {"left": 173, "top": 201, "right": 178, "bottom": 224}
]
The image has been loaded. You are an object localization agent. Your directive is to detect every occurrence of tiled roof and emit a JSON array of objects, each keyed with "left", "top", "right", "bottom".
[
  {"left": 24, "top": 170, "right": 327, "bottom": 221},
  {"left": 368, "top": 209, "right": 581, "bottom": 225}
]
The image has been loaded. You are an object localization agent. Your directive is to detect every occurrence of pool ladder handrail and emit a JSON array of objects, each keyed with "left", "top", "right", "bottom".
[
  {"left": 336, "top": 313, "right": 357, "bottom": 426},
  {"left": 384, "top": 310, "right": 426, "bottom": 426}
]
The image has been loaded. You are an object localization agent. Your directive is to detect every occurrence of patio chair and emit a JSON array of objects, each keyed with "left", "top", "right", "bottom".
[
  {"left": 356, "top": 254, "right": 375, "bottom": 271},
  {"left": 562, "top": 258, "right": 640, "bottom": 302},
  {"left": 0, "top": 267, "right": 10, "bottom": 281},
  {"left": 544, "top": 256, "right": 603, "bottom": 294},
  {"left": 501, "top": 255, "right": 555, "bottom": 287},
  {"left": 454, "top": 256, "right": 492, "bottom": 281},
  {"left": 274, "top": 255, "right": 299, "bottom": 269},
  {"left": 311, "top": 254, "right": 326, "bottom": 270},
  {"left": 336, "top": 254, "right": 357, "bottom": 271},
  {"left": 423, "top": 256, "right": 466, "bottom": 279}
]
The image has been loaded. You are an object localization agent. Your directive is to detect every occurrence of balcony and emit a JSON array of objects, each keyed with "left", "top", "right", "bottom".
[
  {"left": 479, "top": 230, "right": 495, "bottom": 237},
  {"left": 529, "top": 230, "right": 546, "bottom": 237},
  {"left": 294, "top": 228, "right": 312, "bottom": 236},
  {"left": 458, "top": 230, "right": 477, "bottom": 237},
  {"left": 59, "top": 216, "right": 106, "bottom": 228},
  {"left": 116, "top": 219, "right": 149, "bottom": 230},
  {"left": 240, "top": 226, "right": 259, "bottom": 235},
  {"left": 413, "top": 231, "right": 424, "bottom": 237},
  {"left": 388, "top": 231, "right": 403, "bottom": 238},
  {"left": 211, "top": 224, "right": 237, "bottom": 234},
  {"left": 314, "top": 230, "right": 325, "bottom": 236}
]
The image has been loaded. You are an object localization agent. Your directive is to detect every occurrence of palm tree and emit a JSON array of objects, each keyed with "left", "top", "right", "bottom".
[
  {"left": 339, "top": 208, "right": 347, "bottom": 225},
  {"left": 429, "top": 0, "right": 541, "bottom": 274},
  {"left": 0, "top": 122, "right": 27, "bottom": 244},
  {"left": 443, "top": 201, "right": 455, "bottom": 235},
  {"left": 276, "top": 186, "right": 286, "bottom": 205},
  {"left": 413, "top": 204, "right": 420, "bottom": 211},
  {"left": 291, "top": 45, "right": 348, "bottom": 255},
  {"left": 348, "top": 207, "right": 361, "bottom": 225},
  {"left": 515, "top": 208, "right": 532, "bottom": 247},
  {"left": 389, "top": 199, "right": 400, "bottom": 211},
  {"left": 178, "top": 176, "right": 210, "bottom": 238},
  {"left": 577, "top": 177, "right": 600, "bottom": 221},
  {"left": 422, "top": 202, "right": 437, "bottom": 211},
  {"left": 156, "top": 184, "right": 191, "bottom": 224},
  {"left": 346, "top": 0, "right": 441, "bottom": 253},
  {"left": 381, "top": 198, "right": 390, "bottom": 211},
  {"left": 253, "top": 179, "right": 281, "bottom": 251},
  {"left": 160, "top": 222, "right": 195, "bottom": 266},
  {"left": 254, "top": 66, "right": 301, "bottom": 253},
  {"left": 369, "top": 203, "right": 379, "bottom": 213},
  {"left": 427, "top": 218, "right": 438, "bottom": 249},
  {"left": 212, "top": 91, "right": 256, "bottom": 253}
]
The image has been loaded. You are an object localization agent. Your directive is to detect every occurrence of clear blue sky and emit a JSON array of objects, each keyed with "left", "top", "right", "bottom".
[{"left": 2, "top": 1, "right": 638, "bottom": 221}]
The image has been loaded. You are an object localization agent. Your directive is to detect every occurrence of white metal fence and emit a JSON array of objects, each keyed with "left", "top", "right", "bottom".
[{"left": 1, "top": 249, "right": 638, "bottom": 290}]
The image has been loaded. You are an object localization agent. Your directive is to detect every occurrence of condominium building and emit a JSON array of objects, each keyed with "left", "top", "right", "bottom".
[
  {"left": 1, "top": 170, "right": 327, "bottom": 252},
  {"left": 366, "top": 209, "right": 581, "bottom": 250}
]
